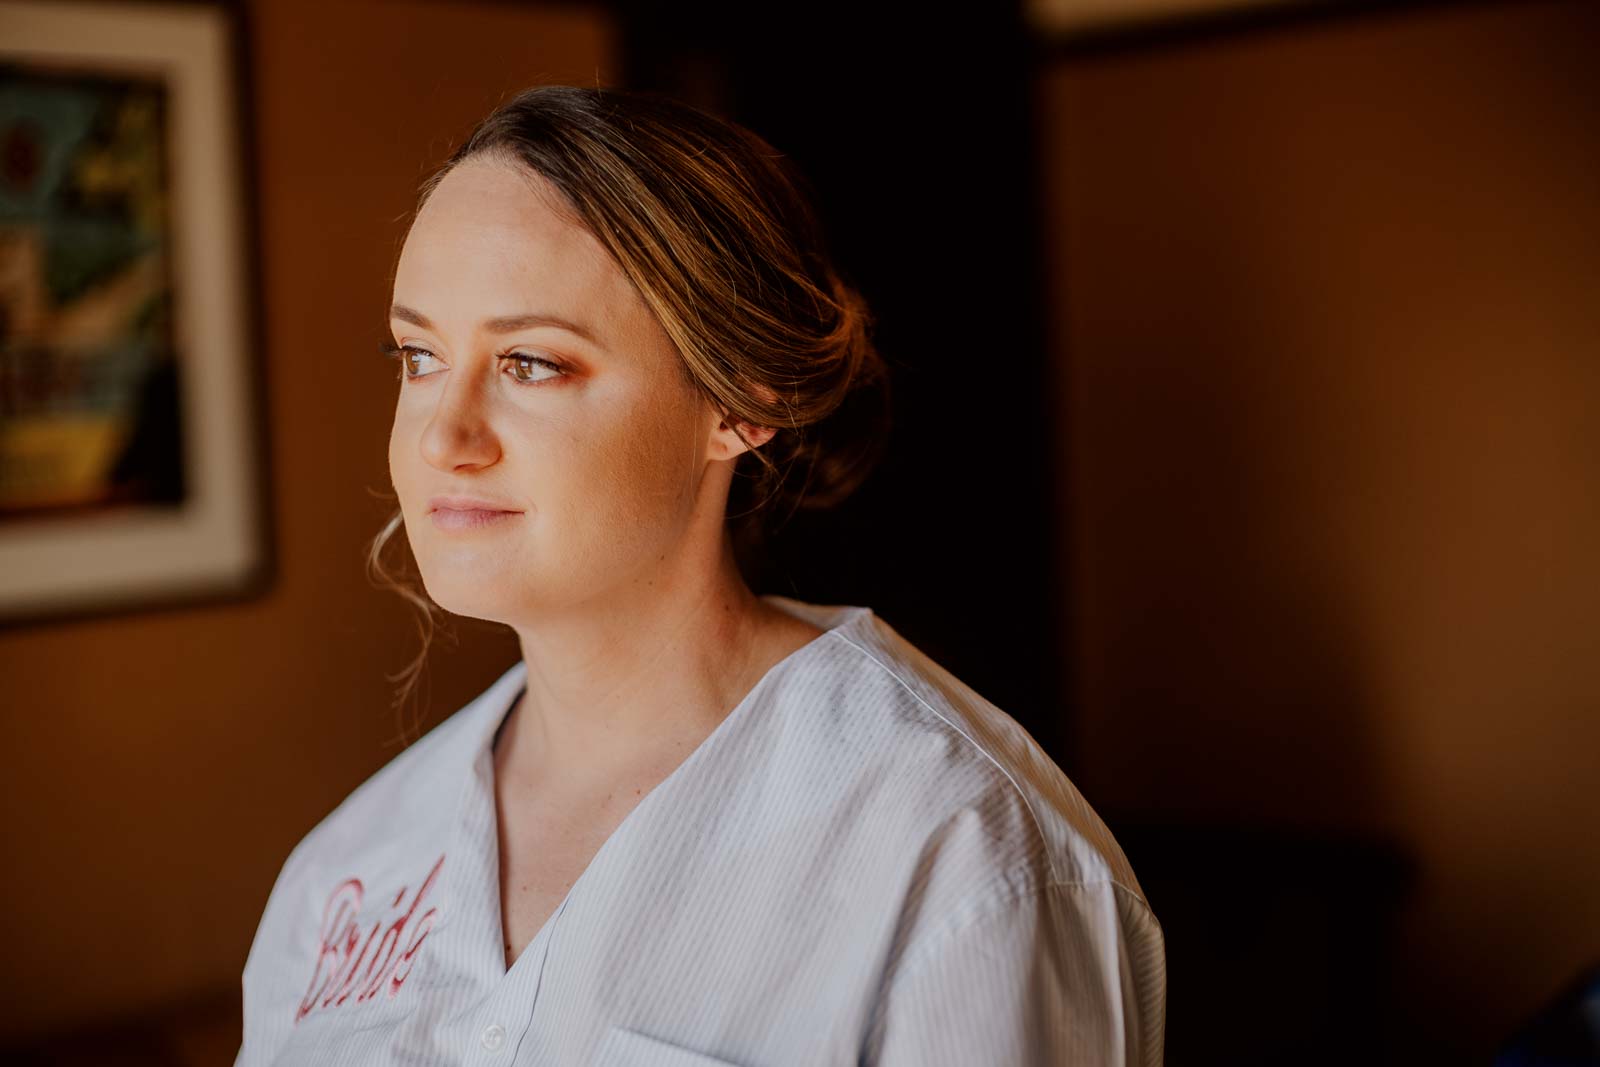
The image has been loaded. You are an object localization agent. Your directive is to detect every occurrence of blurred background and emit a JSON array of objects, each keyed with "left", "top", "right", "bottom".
[{"left": 1, "top": 0, "right": 1596, "bottom": 1063}]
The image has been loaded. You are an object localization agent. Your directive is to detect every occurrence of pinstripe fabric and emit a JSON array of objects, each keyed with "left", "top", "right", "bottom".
[{"left": 236, "top": 595, "right": 1166, "bottom": 1066}]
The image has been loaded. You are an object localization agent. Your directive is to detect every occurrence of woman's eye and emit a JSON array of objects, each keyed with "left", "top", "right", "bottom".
[
  {"left": 503, "top": 353, "right": 564, "bottom": 385},
  {"left": 402, "top": 345, "right": 439, "bottom": 378},
  {"left": 376, "top": 342, "right": 441, "bottom": 380}
]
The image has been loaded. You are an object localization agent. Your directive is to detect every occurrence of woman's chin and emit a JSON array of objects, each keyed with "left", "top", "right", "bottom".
[{"left": 419, "top": 576, "right": 525, "bottom": 623}]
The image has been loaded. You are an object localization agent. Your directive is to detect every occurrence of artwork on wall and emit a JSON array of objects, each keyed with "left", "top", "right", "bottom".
[{"left": 0, "top": 0, "right": 269, "bottom": 624}]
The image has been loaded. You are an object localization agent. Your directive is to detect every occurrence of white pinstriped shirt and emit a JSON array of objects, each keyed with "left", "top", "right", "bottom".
[{"left": 236, "top": 595, "right": 1166, "bottom": 1066}]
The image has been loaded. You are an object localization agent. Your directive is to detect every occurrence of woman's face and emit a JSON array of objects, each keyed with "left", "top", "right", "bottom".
[{"left": 387, "top": 155, "right": 719, "bottom": 624}]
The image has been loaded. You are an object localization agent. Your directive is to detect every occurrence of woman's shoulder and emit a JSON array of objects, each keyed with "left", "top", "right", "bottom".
[{"left": 782, "top": 603, "right": 1150, "bottom": 909}]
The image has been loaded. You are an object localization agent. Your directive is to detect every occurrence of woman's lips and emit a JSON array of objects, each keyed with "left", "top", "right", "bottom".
[{"left": 429, "top": 507, "right": 522, "bottom": 531}]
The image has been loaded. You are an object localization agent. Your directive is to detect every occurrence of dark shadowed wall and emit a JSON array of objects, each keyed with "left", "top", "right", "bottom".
[{"left": 1038, "top": 0, "right": 1599, "bottom": 1059}]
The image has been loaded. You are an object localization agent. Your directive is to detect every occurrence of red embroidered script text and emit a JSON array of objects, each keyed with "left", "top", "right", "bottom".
[{"left": 296, "top": 853, "right": 445, "bottom": 1023}]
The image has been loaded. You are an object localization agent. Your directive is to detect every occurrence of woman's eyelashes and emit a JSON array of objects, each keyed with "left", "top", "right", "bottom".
[{"left": 378, "top": 340, "right": 567, "bottom": 386}]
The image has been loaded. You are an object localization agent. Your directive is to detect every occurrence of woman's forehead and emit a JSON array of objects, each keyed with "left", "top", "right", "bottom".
[
  {"left": 404, "top": 163, "right": 604, "bottom": 271},
  {"left": 394, "top": 164, "right": 636, "bottom": 333}
]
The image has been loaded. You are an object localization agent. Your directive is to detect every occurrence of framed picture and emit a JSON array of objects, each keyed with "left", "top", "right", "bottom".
[{"left": 0, "top": 0, "right": 270, "bottom": 625}]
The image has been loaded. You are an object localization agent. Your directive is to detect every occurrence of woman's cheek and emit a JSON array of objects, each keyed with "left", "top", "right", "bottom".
[{"left": 562, "top": 426, "right": 695, "bottom": 579}]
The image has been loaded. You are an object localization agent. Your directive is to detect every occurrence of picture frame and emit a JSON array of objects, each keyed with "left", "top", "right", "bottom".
[{"left": 0, "top": 0, "right": 271, "bottom": 625}]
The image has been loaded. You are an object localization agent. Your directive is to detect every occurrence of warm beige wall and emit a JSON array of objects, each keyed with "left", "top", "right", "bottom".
[
  {"left": 1038, "top": 0, "right": 1598, "bottom": 1055},
  {"left": 0, "top": 0, "right": 616, "bottom": 1041}
]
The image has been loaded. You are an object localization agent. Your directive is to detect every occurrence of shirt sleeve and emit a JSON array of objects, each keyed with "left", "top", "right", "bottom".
[
  {"left": 866, "top": 879, "right": 1168, "bottom": 1067},
  {"left": 236, "top": 832, "right": 318, "bottom": 1067}
]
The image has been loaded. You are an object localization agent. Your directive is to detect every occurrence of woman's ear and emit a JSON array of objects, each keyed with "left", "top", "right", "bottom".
[
  {"left": 708, "top": 379, "right": 780, "bottom": 460},
  {"left": 710, "top": 411, "right": 777, "bottom": 460}
]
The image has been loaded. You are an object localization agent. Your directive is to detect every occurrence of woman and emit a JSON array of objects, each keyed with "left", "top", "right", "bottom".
[{"left": 236, "top": 85, "right": 1166, "bottom": 1066}]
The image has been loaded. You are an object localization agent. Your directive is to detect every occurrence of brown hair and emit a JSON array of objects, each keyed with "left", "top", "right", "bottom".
[{"left": 369, "top": 84, "right": 892, "bottom": 739}]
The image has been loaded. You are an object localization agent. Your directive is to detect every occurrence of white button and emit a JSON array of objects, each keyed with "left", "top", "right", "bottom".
[{"left": 481, "top": 1023, "right": 507, "bottom": 1052}]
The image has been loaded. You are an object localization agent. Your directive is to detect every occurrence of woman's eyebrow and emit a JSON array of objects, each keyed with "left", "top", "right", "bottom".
[{"left": 390, "top": 303, "right": 600, "bottom": 345}]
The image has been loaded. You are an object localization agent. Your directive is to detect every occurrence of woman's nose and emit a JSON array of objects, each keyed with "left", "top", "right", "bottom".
[{"left": 418, "top": 370, "right": 502, "bottom": 471}]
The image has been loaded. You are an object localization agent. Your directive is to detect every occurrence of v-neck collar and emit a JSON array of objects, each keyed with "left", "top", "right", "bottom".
[
  {"left": 456, "top": 596, "right": 872, "bottom": 766},
  {"left": 442, "top": 595, "right": 875, "bottom": 990}
]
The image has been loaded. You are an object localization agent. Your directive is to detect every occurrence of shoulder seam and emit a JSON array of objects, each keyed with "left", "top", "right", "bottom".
[{"left": 830, "top": 630, "right": 1060, "bottom": 883}]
